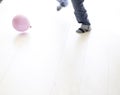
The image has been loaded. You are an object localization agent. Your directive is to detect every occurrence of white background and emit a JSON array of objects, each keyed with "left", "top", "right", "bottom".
[{"left": 0, "top": 0, "right": 120, "bottom": 95}]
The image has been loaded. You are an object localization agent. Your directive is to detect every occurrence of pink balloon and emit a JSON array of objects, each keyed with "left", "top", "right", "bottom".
[{"left": 12, "top": 15, "right": 31, "bottom": 32}]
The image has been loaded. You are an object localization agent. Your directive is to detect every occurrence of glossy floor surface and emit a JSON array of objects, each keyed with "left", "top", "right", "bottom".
[{"left": 0, "top": 0, "right": 120, "bottom": 95}]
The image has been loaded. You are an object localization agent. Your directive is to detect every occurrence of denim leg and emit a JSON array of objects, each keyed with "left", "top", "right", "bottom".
[
  {"left": 71, "top": 0, "right": 90, "bottom": 25},
  {"left": 57, "top": 0, "right": 68, "bottom": 7}
]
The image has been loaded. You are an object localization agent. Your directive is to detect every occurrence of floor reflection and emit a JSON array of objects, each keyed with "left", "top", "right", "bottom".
[{"left": 14, "top": 33, "right": 30, "bottom": 48}]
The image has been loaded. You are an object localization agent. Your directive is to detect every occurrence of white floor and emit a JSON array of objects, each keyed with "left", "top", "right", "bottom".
[{"left": 0, "top": 0, "right": 120, "bottom": 95}]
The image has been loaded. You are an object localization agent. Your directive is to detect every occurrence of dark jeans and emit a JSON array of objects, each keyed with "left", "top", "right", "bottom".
[{"left": 71, "top": 0, "right": 90, "bottom": 25}]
